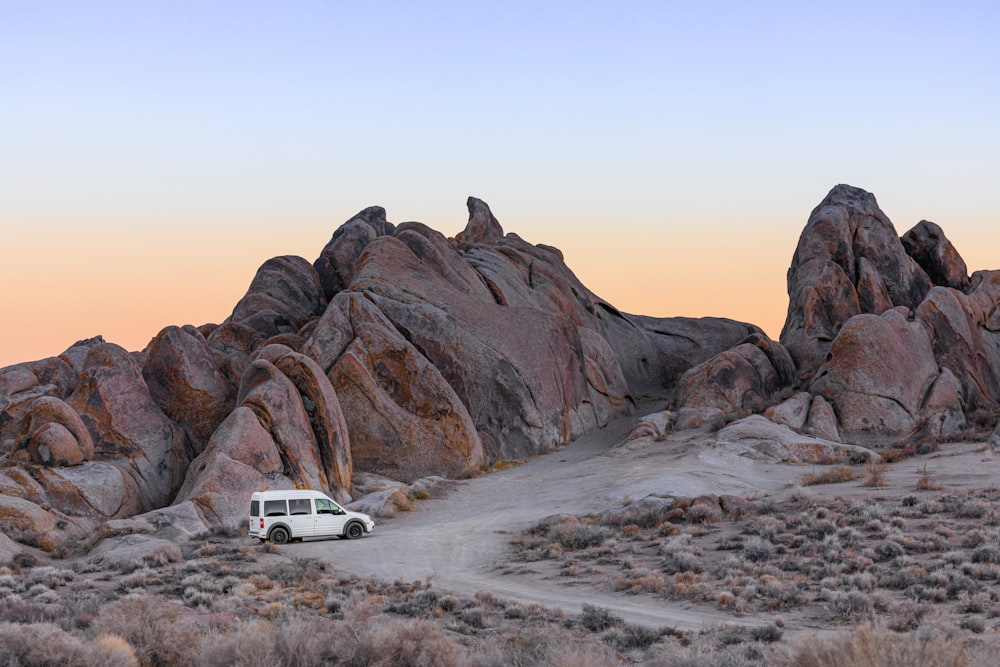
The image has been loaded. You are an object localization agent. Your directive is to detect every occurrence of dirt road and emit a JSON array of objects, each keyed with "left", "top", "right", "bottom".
[
  {"left": 297, "top": 407, "right": 795, "bottom": 630},
  {"left": 297, "top": 406, "right": 997, "bottom": 631}
]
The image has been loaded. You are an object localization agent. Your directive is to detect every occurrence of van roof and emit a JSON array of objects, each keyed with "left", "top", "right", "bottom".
[{"left": 251, "top": 489, "right": 328, "bottom": 499}]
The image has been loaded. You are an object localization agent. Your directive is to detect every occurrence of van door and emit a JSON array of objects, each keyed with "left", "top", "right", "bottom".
[
  {"left": 287, "top": 497, "right": 314, "bottom": 537},
  {"left": 314, "top": 497, "right": 348, "bottom": 538}
]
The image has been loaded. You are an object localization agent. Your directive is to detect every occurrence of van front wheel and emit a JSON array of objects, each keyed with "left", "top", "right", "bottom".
[
  {"left": 345, "top": 522, "right": 364, "bottom": 540},
  {"left": 269, "top": 527, "right": 290, "bottom": 545}
]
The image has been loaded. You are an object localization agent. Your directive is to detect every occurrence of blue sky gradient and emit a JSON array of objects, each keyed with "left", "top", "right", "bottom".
[{"left": 2, "top": 1, "right": 998, "bottom": 365}]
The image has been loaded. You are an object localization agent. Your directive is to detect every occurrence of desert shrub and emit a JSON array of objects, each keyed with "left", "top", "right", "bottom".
[
  {"left": 916, "top": 474, "right": 943, "bottom": 491},
  {"left": 550, "top": 521, "right": 612, "bottom": 550},
  {"left": 580, "top": 603, "right": 620, "bottom": 631},
  {"left": 873, "top": 541, "right": 904, "bottom": 562},
  {"left": 971, "top": 544, "right": 1000, "bottom": 564},
  {"left": 956, "top": 499, "right": 989, "bottom": 519},
  {"left": 743, "top": 537, "right": 774, "bottom": 562},
  {"left": 686, "top": 502, "right": 723, "bottom": 524},
  {"left": 801, "top": 466, "right": 856, "bottom": 486},
  {"left": 265, "top": 557, "right": 327, "bottom": 586},
  {"left": 829, "top": 591, "right": 872, "bottom": 622},
  {"left": 600, "top": 499, "right": 677, "bottom": 529},
  {"left": 960, "top": 615, "right": 986, "bottom": 634},
  {"left": 863, "top": 462, "right": 887, "bottom": 488},
  {"left": 661, "top": 549, "right": 703, "bottom": 574},
  {"left": 776, "top": 623, "right": 969, "bottom": 667},
  {"left": 198, "top": 619, "right": 281, "bottom": 667},
  {"left": 351, "top": 618, "right": 462, "bottom": 667},
  {"left": 91, "top": 593, "right": 196, "bottom": 666},
  {"left": 12, "top": 552, "right": 40, "bottom": 570},
  {"left": 0, "top": 621, "right": 139, "bottom": 667},
  {"left": 749, "top": 623, "right": 783, "bottom": 643},
  {"left": 615, "top": 569, "right": 667, "bottom": 594},
  {"left": 603, "top": 623, "right": 662, "bottom": 651}
]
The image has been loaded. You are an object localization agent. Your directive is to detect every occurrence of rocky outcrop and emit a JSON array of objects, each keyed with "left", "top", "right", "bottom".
[
  {"left": 314, "top": 206, "right": 396, "bottom": 300},
  {"left": 902, "top": 220, "right": 970, "bottom": 291},
  {"left": 14, "top": 396, "right": 94, "bottom": 466},
  {"left": 675, "top": 334, "right": 795, "bottom": 420},
  {"left": 716, "top": 415, "right": 877, "bottom": 464},
  {"left": 10, "top": 186, "right": 995, "bottom": 559},
  {"left": 143, "top": 325, "right": 236, "bottom": 455},
  {"left": 781, "top": 185, "right": 932, "bottom": 381}
]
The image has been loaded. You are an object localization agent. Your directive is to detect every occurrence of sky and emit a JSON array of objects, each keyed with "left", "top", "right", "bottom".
[{"left": 2, "top": 1, "right": 998, "bottom": 368}]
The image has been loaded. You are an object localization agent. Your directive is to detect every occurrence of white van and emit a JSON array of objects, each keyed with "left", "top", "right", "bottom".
[{"left": 248, "top": 489, "right": 375, "bottom": 544}]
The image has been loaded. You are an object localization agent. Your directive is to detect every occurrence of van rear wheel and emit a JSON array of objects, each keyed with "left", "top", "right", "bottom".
[
  {"left": 269, "top": 526, "right": 290, "bottom": 545},
  {"left": 345, "top": 522, "right": 364, "bottom": 540}
]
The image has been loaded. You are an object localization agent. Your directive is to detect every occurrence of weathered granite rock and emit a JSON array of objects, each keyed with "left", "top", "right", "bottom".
[
  {"left": 810, "top": 309, "right": 939, "bottom": 442},
  {"left": 67, "top": 342, "right": 188, "bottom": 509},
  {"left": 143, "top": 325, "right": 235, "bottom": 454},
  {"left": 782, "top": 185, "right": 932, "bottom": 381},
  {"left": 314, "top": 205, "right": 395, "bottom": 300},
  {"left": 902, "top": 220, "right": 970, "bottom": 291},
  {"left": 676, "top": 334, "right": 795, "bottom": 420},
  {"left": 455, "top": 196, "right": 505, "bottom": 245},
  {"left": 805, "top": 395, "right": 841, "bottom": 441},
  {"left": 915, "top": 285, "right": 1000, "bottom": 417},
  {"left": 238, "top": 359, "right": 341, "bottom": 494},
  {"left": 325, "top": 293, "right": 486, "bottom": 480},
  {"left": 716, "top": 415, "right": 876, "bottom": 464},
  {"left": 175, "top": 406, "right": 291, "bottom": 526},
  {"left": 227, "top": 255, "right": 324, "bottom": 341},
  {"left": 674, "top": 406, "right": 726, "bottom": 432},
  {"left": 15, "top": 396, "right": 94, "bottom": 466},
  {"left": 764, "top": 392, "right": 813, "bottom": 431}
]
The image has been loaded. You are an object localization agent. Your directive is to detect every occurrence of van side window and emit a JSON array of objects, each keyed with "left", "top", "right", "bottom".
[
  {"left": 264, "top": 499, "right": 287, "bottom": 516},
  {"left": 289, "top": 498, "right": 312, "bottom": 515},
  {"left": 250, "top": 500, "right": 260, "bottom": 517},
  {"left": 315, "top": 498, "right": 340, "bottom": 515}
]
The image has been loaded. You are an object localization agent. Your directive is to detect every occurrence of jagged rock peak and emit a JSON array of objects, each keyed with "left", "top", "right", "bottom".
[
  {"left": 781, "top": 183, "right": 932, "bottom": 380},
  {"left": 812, "top": 183, "right": 883, "bottom": 217},
  {"left": 457, "top": 197, "right": 505, "bottom": 245}
]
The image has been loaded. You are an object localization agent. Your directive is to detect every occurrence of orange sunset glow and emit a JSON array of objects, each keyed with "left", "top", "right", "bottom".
[{"left": 2, "top": 3, "right": 997, "bottom": 369}]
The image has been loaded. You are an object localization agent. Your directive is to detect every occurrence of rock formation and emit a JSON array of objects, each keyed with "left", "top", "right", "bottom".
[
  {"left": 0, "top": 196, "right": 755, "bottom": 554},
  {"left": 2, "top": 184, "right": 996, "bottom": 557}
]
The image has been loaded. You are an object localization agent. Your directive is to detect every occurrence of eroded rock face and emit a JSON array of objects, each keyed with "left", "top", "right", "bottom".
[
  {"left": 68, "top": 342, "right": 188, "bottom": 509},
  {"left": 782, "top": 185, "right": 932, "bottom": 381},
  {"left": 324, "top": 293, "right": 486, "bottom": 481},
  {"left": 676, "top": 334, "right": 795, "bottom": 420},
  {"left": 175, "top": 406, "right": 290, "bottom": 527},
  {"left": 314, "top": 206, "right": 395, "bottom": 300},
  {"left": 811, "top": 309, "right": 939, "bottom": 442},
  {"left": 143, "top": 325, "right": 236, "bottom": 455},
  {"left": 902, "top": 220, "right": 970, "bottom": 291},
  {"left": 15, "top": 396, "right": 94, "bottom": 466},
  {"left": 227, "top": 255, "right": 324, "bottom": 341}
]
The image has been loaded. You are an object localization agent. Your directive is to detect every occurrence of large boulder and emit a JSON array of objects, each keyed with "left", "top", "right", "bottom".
[
  {"left": 314, "top": 206, "right": 395, "bottom": 300},
  {"left": 175, "top": 406, "right": 291, "bottom": 526},
  {"left": 716, "top": 415, "right": 876, "bottom": 464},
  {"left": 901, "top": 220, "right": 970, "bottom": 291},
  {"left": 810, "top": 309, "right": 940, "bottom": 442},
  {"left": 142, "top": 325, "right": 236, "bottom": 455},
  {"left": 782, "top": 185, "right": 932, "bottom": 381},
  {"left": 14, "top": 396, "right": 94, "bottom": 466},
  {"left": 225, "top": 255, "right": 324, "bottom": 341},
  {"left": 324, "top": 293, "right": 486, "bottom": 480},
  {"left": 676, "top": 334, "right": 795, "bottom": 420},
  {"left": 238, "top": 358, "right": 346, "bottom": 496},
  {"left": 67, "top": 342, "right": 188, "bottom": 509}
]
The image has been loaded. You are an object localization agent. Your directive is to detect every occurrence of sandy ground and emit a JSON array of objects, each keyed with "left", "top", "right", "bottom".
[{"left": 295, "top": 404, "right": 999, "bottom": 634}]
